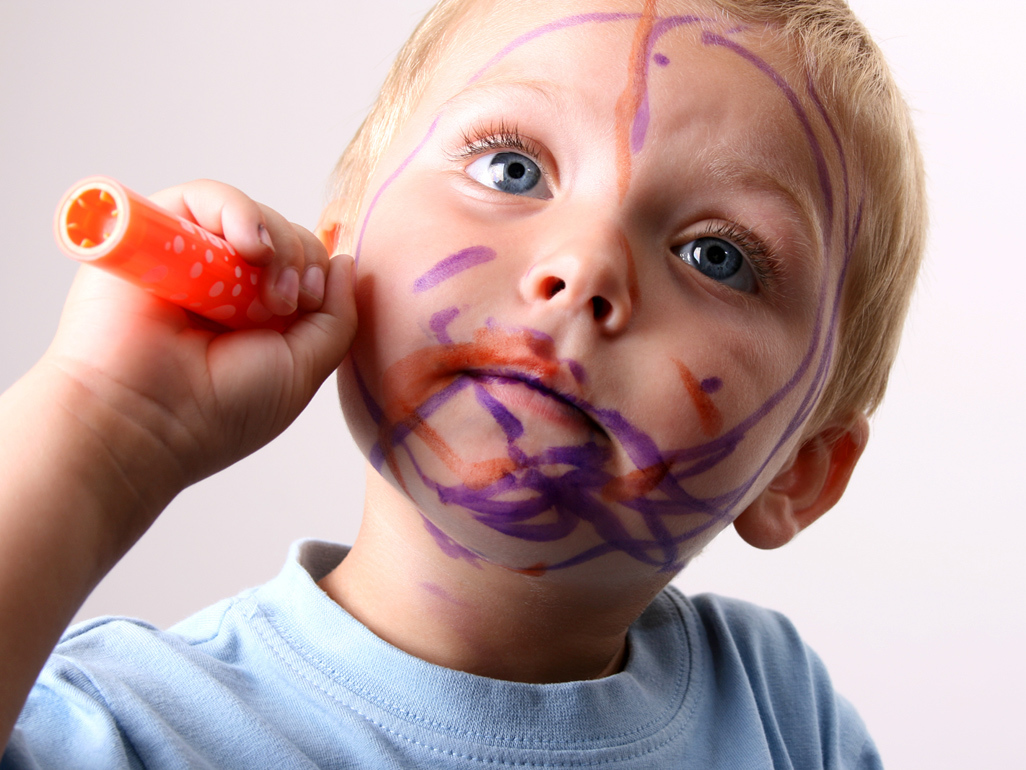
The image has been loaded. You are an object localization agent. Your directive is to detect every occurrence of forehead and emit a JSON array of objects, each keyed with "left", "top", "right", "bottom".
[{"left": 417, "top": 0, "right": 828, "bottom": 243}]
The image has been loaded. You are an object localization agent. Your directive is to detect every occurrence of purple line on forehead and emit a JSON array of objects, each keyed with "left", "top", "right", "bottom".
[
  {"left": 467, "top": 12, "right": 641, "bottom": 84},
  {"left": 629, "top": 15, "right": 705, "bottom": 156},
  {"left": 701, "top": 32, "right": 835, "bottom": 237},
  {"left": 429, "top": 306, "right": 460, "bottom": 344},
  {"left": 413, "top": 246, "right": 496, "bottom": 293},
  {"left": 807, "top": 79, "right": 852, "bottom": 256},
  {"left": 354, "top": 116, "right": 440, "bottom": 267}
]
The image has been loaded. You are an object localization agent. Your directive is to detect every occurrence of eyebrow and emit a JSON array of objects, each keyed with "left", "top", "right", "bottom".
[
  {"left": 440, "top": 77, "right": 565, "bottom": 114},
  {"left": 702, "top": 143, "right": 824, "bottom": 256}
]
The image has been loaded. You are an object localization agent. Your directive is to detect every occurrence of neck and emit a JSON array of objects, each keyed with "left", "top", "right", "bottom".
[{"left": 318, "top": 467, "right": 667, "bottom": 683}]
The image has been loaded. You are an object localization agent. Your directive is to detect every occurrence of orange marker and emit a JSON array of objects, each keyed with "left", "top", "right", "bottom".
[{"left": 54, "top": 176, "right": 294, "bottom": 330}]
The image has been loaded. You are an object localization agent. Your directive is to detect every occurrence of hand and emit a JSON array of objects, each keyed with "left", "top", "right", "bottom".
[{"left": 43, "top": 179, "right": 357, "bottom": 502}]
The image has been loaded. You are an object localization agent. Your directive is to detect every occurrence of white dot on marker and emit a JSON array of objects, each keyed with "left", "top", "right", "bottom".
[
  {"left": 235, "top": 266, "right": 242, "bottom": 278},
  {"left": 205, "top": 249, "right": 214, "bottom": 263},
  {"left": 173, "top": 236, "right": 185, "bottom": 253},
  {"left": 232, "top": 284, "right": 242, "bottom": 297},
  {"left": 208, "top": 305, "right": 237, "bottom": 321},
  {"left": 190, "top": 262, "right": 203, "bottom": 279},
  {"left": 209, "top": 282, "right": 225, "bottom": 297},
  {"left": 250, "top": 273, "right": 258, "bottom": 285}
]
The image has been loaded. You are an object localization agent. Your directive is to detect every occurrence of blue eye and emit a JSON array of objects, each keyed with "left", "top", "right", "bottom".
[
  {"left": 675, "top": 237, "right": 756, "bottom": 292},
  {"left": 466, "top": 151, "right": 550, "bottom": 199}
]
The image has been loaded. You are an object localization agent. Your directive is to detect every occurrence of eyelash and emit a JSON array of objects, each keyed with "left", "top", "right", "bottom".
[
  {"left": 447, "top": 122, "right": 780, "bottom": 292},
  {"left": 685, "top": 222, "right": 780, "bottom": 291},
  {"left": 448, "top": 120, "right": 544, "bottom": 165}
]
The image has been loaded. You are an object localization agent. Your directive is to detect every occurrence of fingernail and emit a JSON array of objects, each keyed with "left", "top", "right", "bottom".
[
  {"left": 300, "top": 265, "right": 325, "bottom": 303},
  {"left": 275, "top": 267, "right": 299, "bottom": 312},
  {"left": 257, "top": 223, "right": 274, "bottom": 251}
]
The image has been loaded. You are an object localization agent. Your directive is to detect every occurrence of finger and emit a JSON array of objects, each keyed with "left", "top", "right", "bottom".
[
  {"left": 283, "top": 254, "right": 357, "bottom": 395},
  {"left": 253, "top": 204, "right": 305, "bottom": 316},
  {"left": 149, "top": 180, "right": 274, "bottom": 264},
  {"left": 294, "top": 225, "right": 330, "bottom": 312}
]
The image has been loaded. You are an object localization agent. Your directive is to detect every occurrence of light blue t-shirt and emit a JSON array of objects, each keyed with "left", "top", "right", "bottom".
[{"left": 4, "top": 541, "right": 881, "bottom": 768}]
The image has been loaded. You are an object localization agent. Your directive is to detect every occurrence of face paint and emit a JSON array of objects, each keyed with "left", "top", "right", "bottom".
[{"left": 343, "top": 2, "right": 858, "bottom": 576}]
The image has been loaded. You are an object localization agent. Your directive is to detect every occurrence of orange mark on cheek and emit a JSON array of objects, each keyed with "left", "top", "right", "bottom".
[
  {"left": 602, "top": 462, "right": 669, "bottom": 502},
  {"left": 614, "top": 0, "right": 658, "bottom": 200},
  {"left": 616, "top": 230, "right": 641, "bottom": 309},
  {"left": 673, "top": 359, "right": 724, "bottom": 437}
]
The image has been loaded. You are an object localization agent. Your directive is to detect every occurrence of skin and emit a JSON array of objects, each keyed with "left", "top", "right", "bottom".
[{"left": 317, "top": 0, "right": 869, "bottom": 683}]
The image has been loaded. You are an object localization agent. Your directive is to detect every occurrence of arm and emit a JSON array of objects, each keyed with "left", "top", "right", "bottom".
[{"left": 0, "top": 180, "right": 356, "bottom": 748}]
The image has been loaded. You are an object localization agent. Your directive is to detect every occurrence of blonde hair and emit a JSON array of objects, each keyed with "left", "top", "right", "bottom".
[{"left": 327, "top": 0, "right": 926, "bottom": 433}]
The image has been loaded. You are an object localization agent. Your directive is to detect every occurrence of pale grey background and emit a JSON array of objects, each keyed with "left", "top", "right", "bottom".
[{"left": 2, "top": 2, "right": 1023, "bottom": 767}]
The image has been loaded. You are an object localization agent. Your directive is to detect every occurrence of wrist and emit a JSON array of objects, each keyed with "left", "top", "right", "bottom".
[{"left": 0, "top": 361, "right": 186, "bottom": 575}]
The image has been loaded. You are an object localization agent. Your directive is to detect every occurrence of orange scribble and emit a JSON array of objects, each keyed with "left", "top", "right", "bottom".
[
  {"left": 673, "top": 359, "right": 723, "bottom": 437},
  {"left": 602, "top": 461, "right": 669, "bottom": 502},
  {"left": 378, "top": 326, "right": 567, "bottom": 490},
  {"left": 512, "top": 562, "right": 548, "bottom": 577},
  {"left": 616, "top": 230, "right": 641, "bottom": 309},
  {"left": 614, "top": 0, "right": 658, "bottom": 200}
]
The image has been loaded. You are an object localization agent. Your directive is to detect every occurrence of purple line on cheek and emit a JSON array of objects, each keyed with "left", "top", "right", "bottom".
[
  {"left": 354, "top": 116, "right": 440, "bottom": 267},
  {"left": 413, "top": 246, "right": 496, "bottom": 293},
  {"left": 654, "top": 53, "right": 670, "bottom": 66},
  {"left": 429, "top": 306, "right": 460, "bottom": 344}
]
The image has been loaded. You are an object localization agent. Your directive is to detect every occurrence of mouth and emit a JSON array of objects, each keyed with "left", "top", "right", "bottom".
[{"left": 465, "top": 369, "right": 603, "bottom": 435}]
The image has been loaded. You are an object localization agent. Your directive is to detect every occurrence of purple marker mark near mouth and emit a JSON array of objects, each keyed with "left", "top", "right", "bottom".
[
  {"left": 654, "top": 53, "right": 670, "bottom": 66},
  {"left": 565, "top": 359, "right": 587, "bottom": 384},
  {"left": 413, "top": 246, "right": 497, "bottom": 293},
  {"left": 429, "top": 306, "right": 460, "bottom": 344}
]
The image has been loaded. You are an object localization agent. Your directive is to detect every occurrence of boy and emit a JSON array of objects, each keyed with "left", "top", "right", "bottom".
[{"left": 0, "top": 0, "right": 924, "bottom": 766}]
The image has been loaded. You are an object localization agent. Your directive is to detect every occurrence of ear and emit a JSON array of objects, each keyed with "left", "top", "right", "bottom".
[
  {"left": 732, "top": 414, "right": 870, "bottom": 549},
  {"left": 315, "top": 198, "right": 345, "bottom": 254}
]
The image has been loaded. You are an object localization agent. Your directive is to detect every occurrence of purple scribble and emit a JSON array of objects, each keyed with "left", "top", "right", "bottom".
[
  {"left": 565, "top": 359, "right": 587, "bottom": 384},
  {"left": 631, "top": 95, "right": 651, "bottom": 154},
  {"left": 473, "top": 382, "right": 525, "bottom": 441},
  {"left": 354, "top": 116, "right": 440, "bottom": 266},
  {"left": 346, "top": 10, "right": 857, "bottom": 575},
  {"left": 429, "top": 306, "right": 460, "bottom": 344},
  {"left": 700, "top": 377, "right": 723, "bottom": 394},
  {"left": 421, "top": 514, "right": 482, "bottom": 567},
  {"left": 413, "top": 246, "right": 496, "bottom": 293}
]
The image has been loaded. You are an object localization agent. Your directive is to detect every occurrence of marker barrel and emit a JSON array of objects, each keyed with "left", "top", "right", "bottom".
[{"left": 54, "top": 176, "right": 292, "bottom": 330}]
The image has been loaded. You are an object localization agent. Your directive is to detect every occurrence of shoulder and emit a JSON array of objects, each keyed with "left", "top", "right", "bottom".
[{"left": 655, "top": 588, "right": 883, "bottom": 770}]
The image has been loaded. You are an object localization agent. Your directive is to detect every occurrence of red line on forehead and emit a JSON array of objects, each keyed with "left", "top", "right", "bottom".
[{"left": 615, "top": 0, "right": 658, "bottom": 201}]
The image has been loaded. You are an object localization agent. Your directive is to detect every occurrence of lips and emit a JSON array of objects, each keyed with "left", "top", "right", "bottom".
[{"left": 468, "top": 370, "right": 601, "bottom": 434}]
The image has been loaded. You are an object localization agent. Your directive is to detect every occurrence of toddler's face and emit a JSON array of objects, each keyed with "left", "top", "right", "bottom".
[{"left": 338, "top": 0, "right": 854, "bottom": 580}]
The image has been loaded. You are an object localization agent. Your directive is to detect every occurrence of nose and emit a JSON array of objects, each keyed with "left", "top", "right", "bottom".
[{"left": 519, "top": 224, "right": 637, "bottom": 334}]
